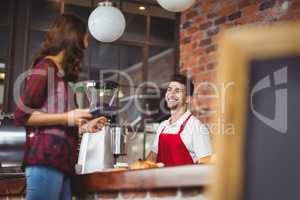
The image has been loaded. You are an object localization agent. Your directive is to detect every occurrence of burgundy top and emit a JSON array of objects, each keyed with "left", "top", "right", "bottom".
[{"left": 14, "top": 58, "right": 79, "bottom": 175}]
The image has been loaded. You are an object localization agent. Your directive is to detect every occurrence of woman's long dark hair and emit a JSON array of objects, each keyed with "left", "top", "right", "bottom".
[{"left": 33, "top": 13, "right": 87, "bottom": 82}]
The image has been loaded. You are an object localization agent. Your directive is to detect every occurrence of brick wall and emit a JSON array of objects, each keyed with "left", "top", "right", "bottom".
[{"left": 180, "top": 0, "right": 300, "bottom": 125}]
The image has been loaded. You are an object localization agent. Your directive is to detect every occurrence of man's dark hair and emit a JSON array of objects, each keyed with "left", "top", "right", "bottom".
[{"left": 170, "top": 74, "right": 194, "bottom": 96}]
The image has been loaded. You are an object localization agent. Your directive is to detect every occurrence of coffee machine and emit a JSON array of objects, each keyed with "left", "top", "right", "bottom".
[
  {"left": 0, "top": 113, "right": 26, "bottom": 172},
  {"left": 75, "top": 80, "right": 127, "bottom": 174}
]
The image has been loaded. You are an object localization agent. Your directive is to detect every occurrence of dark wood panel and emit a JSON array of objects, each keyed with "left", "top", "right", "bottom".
[
  {"left": 5, "top": 0, "right": 30, "bottom": 113},
  {"left": 0, "top": 27, "right": 10, "bottom": 59},
  {"left": 0, "top": 0, "right": 15, "bottom": 113},
  {"left": 0, "top": 1, "right": 9, "bottom": 26},
  {"left": 120, "top": 13, "right": 147, "bottom": 42},
  {"left": 0, "top": 177, "right": 25, "bottom": 195},
  {"left": 150, "top": 16, "right": 175, "bottom": 44}
]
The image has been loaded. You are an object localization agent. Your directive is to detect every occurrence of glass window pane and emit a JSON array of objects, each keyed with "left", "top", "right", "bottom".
[
  {"left": 79, "top": 53, "right": 89, "bottom": 81},
  {"left": 89, "top": 44, "right": 143, "bottom": 84},
  {"left": 64, "top": 4, "right": 91, "bottom": 21},
  {"left": 28, "top": 31, "right": 46, "bottom": 63},
  {"left": 120, "top": 13, "right": 146, "bottom": 42},
  {"left": 143, "top": 87, "right": 169, "bottom": 122},
  {"left": 0, "top": 27, "right": 9, "bottom": 59},
  {"left": 90, "top": 42, "right": 119, "bottom": 69},
  {"left": 147, "top": 46, "right": 175, "bottom": 85},
  {"left": 118, "top": 85, "right": 141, "bottom": 129},
  {"left": 150, "top": 16, "right": 175, "bottom": 44},
  {"left": 89, "top": 68, "right": 119, "bottom": 82},
  {"left": 119, "top": 45, "right": 143, "bottom": 86},
  {"left": 118, "top": 85, "right": 169, "bottom": 132},
  {"left": 31, "top": 0, "right": 61, "bottom": 30}
]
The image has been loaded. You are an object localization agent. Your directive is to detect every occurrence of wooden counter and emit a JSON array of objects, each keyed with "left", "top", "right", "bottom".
[
  {"left": 0, "top": 176, "right": 25, "bottom": 196},
  {"left": 0, "top": 165, "right": 213, "bottom": 199},
  {"left": 72, "top": 164, "right": 213, "bottom": 194}
]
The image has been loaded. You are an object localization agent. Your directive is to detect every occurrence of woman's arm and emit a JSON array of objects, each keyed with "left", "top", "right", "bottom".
[
  {"left": 25, "top": 109, "right": 92, "bottom": 127},
  {"left": 25, "top": 112, "right": 67, "bottom": 126}
]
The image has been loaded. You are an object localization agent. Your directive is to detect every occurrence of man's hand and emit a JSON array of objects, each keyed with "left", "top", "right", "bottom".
[{"left": 197, "top": 155, "right": 213, "bottom": 164}]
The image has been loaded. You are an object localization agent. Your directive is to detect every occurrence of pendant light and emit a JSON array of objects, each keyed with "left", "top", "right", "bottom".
[
  {"left": 156, "top": 0, "right": 196, "bottom": 12},
  {"left": 88, "top": 1, "right": 126, "bottom": 43}
]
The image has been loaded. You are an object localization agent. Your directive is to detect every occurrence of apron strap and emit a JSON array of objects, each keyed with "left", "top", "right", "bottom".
[
  {"left": 178, "top": 113, "right": 193, "bottom": 134},
  {"left": 160, "top": 113, "right": 193, "bottom": 135},
  {"left": 160, "top": 127, "right": 166, "bottom": 134}
]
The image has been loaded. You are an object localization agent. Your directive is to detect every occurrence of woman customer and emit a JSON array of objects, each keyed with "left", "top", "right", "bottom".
[{"left": 14, "top": 13, "right": 106, "bottom": 200}]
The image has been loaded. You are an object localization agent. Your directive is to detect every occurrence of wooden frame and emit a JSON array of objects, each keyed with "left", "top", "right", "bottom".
[{"left": 210, "top": 22, "right": 300, "bottom": 200}]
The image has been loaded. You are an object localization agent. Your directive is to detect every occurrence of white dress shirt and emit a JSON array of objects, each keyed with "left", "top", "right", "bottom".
[{"left": 152, "top": 110, "right": 213, "bottom": 162}]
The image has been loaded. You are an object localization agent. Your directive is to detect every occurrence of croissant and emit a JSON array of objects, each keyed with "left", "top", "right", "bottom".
[{"left": 129, "top": 159, "right": 160, "bottom": 170}]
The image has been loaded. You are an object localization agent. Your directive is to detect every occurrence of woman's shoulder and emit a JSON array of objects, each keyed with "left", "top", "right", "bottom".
[{"left": 33, "top": 57, "right": 57, "bottom": 71}]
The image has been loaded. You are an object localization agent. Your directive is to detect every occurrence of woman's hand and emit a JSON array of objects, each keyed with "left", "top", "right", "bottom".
[
  {"left": 66, "top": 109, "right": 92, "bottom": 126},
  {"left": 79, "top": 116, "right": 107, "bottom": 135}
]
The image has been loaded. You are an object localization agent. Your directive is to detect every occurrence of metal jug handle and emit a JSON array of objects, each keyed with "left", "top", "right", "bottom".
[{"left": 124, "top": 126, "right": 128, "bottom": 143}]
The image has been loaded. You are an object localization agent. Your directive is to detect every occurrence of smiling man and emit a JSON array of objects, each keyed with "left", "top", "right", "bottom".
[{"left": 146, "top": 74, "right": 213, "bottom": 166}]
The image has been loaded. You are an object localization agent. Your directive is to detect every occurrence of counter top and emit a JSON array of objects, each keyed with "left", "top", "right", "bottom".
[
  {"left": 72, "top": 164, "right": 214, "bottom": 194},
  {"left": 0, "top": 165, "right": 214, "bottom": 196}
]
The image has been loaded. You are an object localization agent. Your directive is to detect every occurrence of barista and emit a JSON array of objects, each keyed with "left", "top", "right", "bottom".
[{"left": 146, "top": 74, "right": 213, "bottom": 166}]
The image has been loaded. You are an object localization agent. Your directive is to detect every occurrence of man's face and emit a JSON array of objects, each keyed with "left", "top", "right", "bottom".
[{"left": 165, "top": 81, "right": 188, "bottom": 110}]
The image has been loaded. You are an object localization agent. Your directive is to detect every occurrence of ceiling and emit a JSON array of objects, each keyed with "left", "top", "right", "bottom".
[
  {"left": 62, "top": 0, "right": 158, "bottom": 6},
  {"left": 122, "top": 0, "right": 158, "bottom": 5},
  {"left": 63, "top": 0, "right": 175, "bottom": 19}
]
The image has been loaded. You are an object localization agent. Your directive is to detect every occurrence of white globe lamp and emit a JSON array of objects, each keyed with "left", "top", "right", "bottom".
[
  {"left": 88, "top": 1, "right": 126, "bottom": 43},
  {"left": 156, "top": 0, "right": 196, "bottom": 12}
]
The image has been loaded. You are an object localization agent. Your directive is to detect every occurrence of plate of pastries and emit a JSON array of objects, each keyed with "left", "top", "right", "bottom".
[
  {"left": 105, "top": 159, "right": 164, "bottom": 172},
  {"left": 129, "top": 159, "right": 164, "bottom": 170}
]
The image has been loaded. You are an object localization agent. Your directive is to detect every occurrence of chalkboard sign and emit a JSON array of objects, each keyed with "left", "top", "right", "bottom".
[
  {"left": 212, "top": 23, "right": 300, "bottom": 200},
  {"left": 245, "top": 56, "right": 300, "bottom": 200}
]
